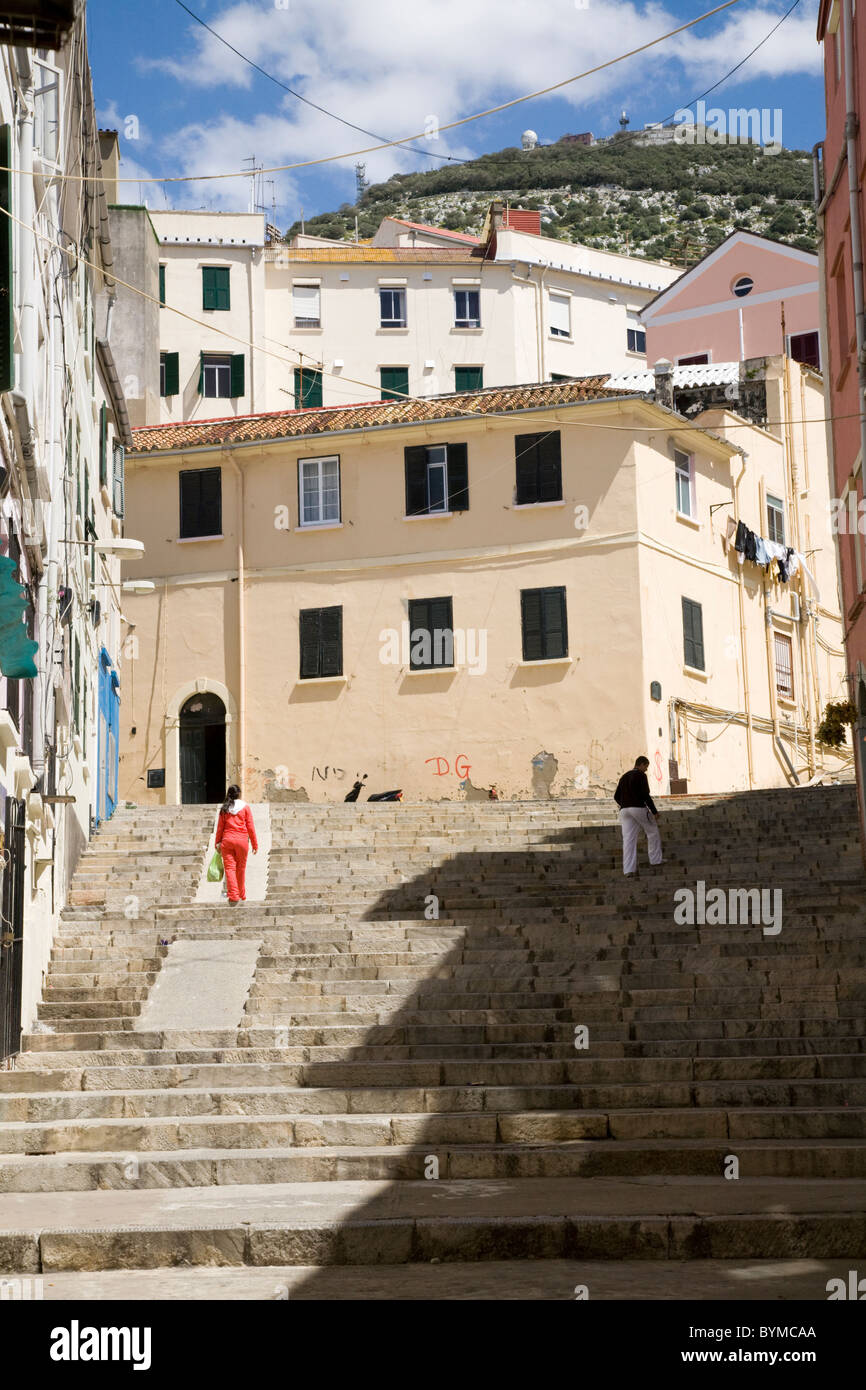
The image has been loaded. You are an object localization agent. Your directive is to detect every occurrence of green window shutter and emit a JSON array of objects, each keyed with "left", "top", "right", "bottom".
[
  {"left": 521, "top": 586, "right": 567, "bottom": 661},
  {"left": 112, "top": 443, "right": 125, "bottom": 519},
  {"left": 98, "top": 404, "right": 108, "bottom": 487},
  {"left": 521, "top": 589, "right": 545, "bottom": 662},
  {"left": 230, "top": 353, "right": 245, "bottom": 398},
  {"left": 515, "top": 433, "right": 540, "bottom": 504},
  {"left": 404, "top": 446, "right": 428, "bottom": 516},
  {"left": 179, "top": 467, "right": 222, "bottom": 539},
  {"left": 294, "top": 367, "right": 322, "bottom": 408},
  {"left": 299, "top": 606, "right": 343, "bottom": 679},
  {"left": 203, "top": 266, "right": 230, "bottom": 311},
  {"left": 682, "top": 598, "right": 705, "bottom": 671},
  {"left": 319, "top": 606, "right": 343, "bottom": 677},
  {"left": 198, "top": 351, "right": 205, "bottom": 395},
  {"left": 446, "top": 443, "right": 469, "bottom": 511},
  {"left": 380, "top": 367, "right": 408, "bottom": 401},
  {"left": 0, "top": 125, "right": 12, "bottom": 393},
  {"left": 215, "top": 267, "right": 230, "bottom": 310},
  {"left": 455, "top": 366, "right": 483, "bottom": 393},
  {"left": 537, "top": 432, "right": 562, "bottom": 502},
  {"left": 542, "top": 587, "right": 567, "bottom": 658},
  {"left": 158, "top": 264, "right": 165, "bottom": 306},
  {"left": 163, "top": 352, "right": 179, "bottom": 396},
  {"left": 202, "top": 267, "right": 215, "bottom": 310}
]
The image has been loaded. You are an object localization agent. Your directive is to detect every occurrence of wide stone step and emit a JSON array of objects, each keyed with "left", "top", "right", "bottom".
[
  {"left": 14, "top": 1256, "right": 862, "bottom": 1300},
  {"left": 3, "top": 1176, "right": 864, "bottom": 1272},
  {"left": 3, "top": 1136, "right": 866, "bottom": 1193}
]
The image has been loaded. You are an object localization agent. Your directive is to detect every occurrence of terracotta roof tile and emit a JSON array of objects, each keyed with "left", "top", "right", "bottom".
[
  {"left": 389, "top": 219, "right": 482, "bottom": 244},
  {"left": 130, "top": 378, "right": 632, "bottom": 454}
]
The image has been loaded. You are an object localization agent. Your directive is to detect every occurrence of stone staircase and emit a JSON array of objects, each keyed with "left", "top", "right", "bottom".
[{"left": 1, "top": 786, "right": 865, "bottom": 1300}]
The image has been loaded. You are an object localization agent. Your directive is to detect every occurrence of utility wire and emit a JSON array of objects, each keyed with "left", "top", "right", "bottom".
[
  {"left": 1, "top": 0, "right": 742, "bottom": 187},
  {"left": 650, "top": 0, "right": 805, "bottom": 131},
  {"left": 0, "top": 203, "right": 844, "bottom": 447},
  {"left": 173, "top": 0, "right": 467, "bottom": 165}
]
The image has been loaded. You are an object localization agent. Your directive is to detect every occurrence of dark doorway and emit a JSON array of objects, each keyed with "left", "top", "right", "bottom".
[
  {"left": 179, "top": 692, "right": 226, "bottom": 804},
  {"left": 0, "top": 796, "right": 26, "bottom": 1063}
]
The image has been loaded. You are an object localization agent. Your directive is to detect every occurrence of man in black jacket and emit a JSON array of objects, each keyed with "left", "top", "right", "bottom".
[{"left": 614, "top": 756, "right": 663, "bottom": 876}]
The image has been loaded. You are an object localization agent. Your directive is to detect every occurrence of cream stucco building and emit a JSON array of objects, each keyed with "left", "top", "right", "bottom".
[
  {"left": 118, "top": 362, "right": 849, "bottom": 806},
  {"left": 149, "top": 203, "right": 681, "bottom": 427}
]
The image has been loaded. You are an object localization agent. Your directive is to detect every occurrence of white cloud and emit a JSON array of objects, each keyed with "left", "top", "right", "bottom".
[{"left": 119, "top": 0, "right": 823, "bottom": 218}]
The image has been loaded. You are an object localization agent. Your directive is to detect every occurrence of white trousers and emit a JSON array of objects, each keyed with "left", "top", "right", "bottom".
[{"left": 619, "top": 806, "right": 663, "bottom": 875}]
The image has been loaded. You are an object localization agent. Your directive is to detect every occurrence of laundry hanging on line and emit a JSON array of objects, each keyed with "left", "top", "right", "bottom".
[{"left": 726, "top": 516, "right": 819, "bottom": 599}]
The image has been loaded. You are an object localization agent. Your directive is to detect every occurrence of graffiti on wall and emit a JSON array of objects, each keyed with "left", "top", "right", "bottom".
[{"left": 425, "top": 754, "right": 472, "bottom": 778}]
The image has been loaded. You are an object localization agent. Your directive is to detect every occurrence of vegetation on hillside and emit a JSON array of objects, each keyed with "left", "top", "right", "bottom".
[{"left": 285, "top": 136, "right": 816, "bottom": 265}]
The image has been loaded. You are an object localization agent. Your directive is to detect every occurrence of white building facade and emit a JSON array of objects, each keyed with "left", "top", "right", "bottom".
[
  {"left": 151, "top": 203, "right": 682, "bottom": 426},
  {"left": 0, "top": 19, "right": 131, "bottom": 1056}
]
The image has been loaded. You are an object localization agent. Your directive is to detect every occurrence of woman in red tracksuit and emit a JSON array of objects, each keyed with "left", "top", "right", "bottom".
[{"left": 214, "top": 784, "right": 258, "bottom": 905}]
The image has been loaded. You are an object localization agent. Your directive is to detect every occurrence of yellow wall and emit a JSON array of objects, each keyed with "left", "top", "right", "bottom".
[{"left": 120, "top": 388, "right": 850, "bottom": 804}]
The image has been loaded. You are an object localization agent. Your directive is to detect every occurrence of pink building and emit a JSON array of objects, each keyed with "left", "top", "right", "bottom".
[{"left": 643, "top": 231, "right": 820, "bottom": 369}]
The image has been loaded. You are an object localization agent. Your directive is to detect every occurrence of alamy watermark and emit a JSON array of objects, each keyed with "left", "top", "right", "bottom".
[
  {"left": 673, "top": 100, "right": 782, "bottom": 157},
  {"left": 673, "top": 880, "right": 782, "bottom": 936},
  {"left": 379, "top": 623, "right": 487, "bottom": 675}
]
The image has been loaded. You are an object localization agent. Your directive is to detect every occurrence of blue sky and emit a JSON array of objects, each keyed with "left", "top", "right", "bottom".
[{"left": 87, "top": 0, "right": 826, "bottom": 226}]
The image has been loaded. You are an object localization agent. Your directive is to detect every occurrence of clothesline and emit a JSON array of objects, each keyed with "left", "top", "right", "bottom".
[{"left": 722, "top": 516, "right": 820, "bottom": 600}]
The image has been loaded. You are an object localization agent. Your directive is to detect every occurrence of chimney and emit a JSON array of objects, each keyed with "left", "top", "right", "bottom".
[{"left": 652, "top": 359, "right": 674, "bottom": 411}]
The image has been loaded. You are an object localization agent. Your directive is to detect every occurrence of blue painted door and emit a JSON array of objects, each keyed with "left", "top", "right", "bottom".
[{"left": 97, "top": 648, "right": 120, "bottom": 825}]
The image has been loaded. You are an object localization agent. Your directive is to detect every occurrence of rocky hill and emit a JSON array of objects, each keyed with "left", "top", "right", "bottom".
[{"left": 287, "top": 136, "right": 816, "bottom": 266}]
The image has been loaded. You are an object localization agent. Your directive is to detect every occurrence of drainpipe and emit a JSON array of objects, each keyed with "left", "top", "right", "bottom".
[
  {"left": 247, "top": 247, "right": 257, "bottom": 413},
  {"left": 843, "top": 0, "right": 866, "bottom": 497},
  {"left": 732, "top": 450, "right": 755, "bottom": 787},
  {"left": 225, "top": 452, "right": 246, "bottom": 787},
  {"left": 16, "top": 58, "right": 35, "bottom": 434}
]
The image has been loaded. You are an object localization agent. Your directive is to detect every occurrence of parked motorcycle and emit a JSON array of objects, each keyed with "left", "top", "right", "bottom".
[{"left": 344, "top": 773, "right": 403, "bottom": 803}]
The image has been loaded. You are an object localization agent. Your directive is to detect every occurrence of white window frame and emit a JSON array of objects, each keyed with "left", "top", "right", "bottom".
[
  {"left": 675, "top": 449, "right": 696, "bottom": 519},
  {"left": 549, "top": 291, "right": 571, "bottom": 339},
  {"left": 626, "top": 312, "right": 645, "bottom": 354},
  {"left": 379, "top": 287, "right": 407, "bottom": 328},
  {"left": 202, "top": 354, "right": 232, "bottom": 399},
  {"left": 774, "top": 630, "right": 794, "bottom": 700},
  {"left": 33, "top": 56, "right": 61, "bottom": 166},
  {"left": 425, "top": 445, "right": 448, "bottom": 514},
  {"left": 299, "top": 455, "right": 341, "bottom": 528},
  {"left": 767, "top": 493, "right": 786, "bottom": 546},
  {"left": 292, "top": 283, "right": 321, "bottom": 329},
  {"left": 454, "top": 288, "right": 481, "bottom": 329}
]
